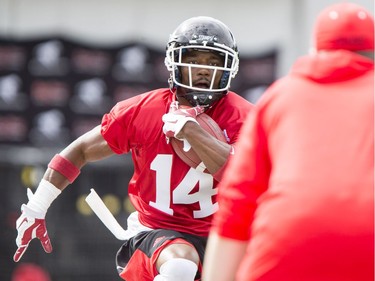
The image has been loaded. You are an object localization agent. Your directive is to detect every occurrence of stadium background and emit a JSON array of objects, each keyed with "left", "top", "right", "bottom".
[{"left": 0, "top": 0, "right": 372, "bottom": 280}]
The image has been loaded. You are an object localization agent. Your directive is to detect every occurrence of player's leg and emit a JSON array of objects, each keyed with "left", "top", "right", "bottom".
[
  {"left": 153, "top": 240, "right": 199, "bottom": 281},
  {"left": 115, "top": 230, "right": 206, "bottom": 281},
  {"left": 153, "top": 231, "right": 207, "bottom": 281}
]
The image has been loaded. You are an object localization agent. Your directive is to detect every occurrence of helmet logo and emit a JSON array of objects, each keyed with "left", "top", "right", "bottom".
[{"left": 192, "top": 34, "right": 218, "bottom": 43}]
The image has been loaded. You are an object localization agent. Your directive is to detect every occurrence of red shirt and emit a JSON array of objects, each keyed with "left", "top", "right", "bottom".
[
  {"left": 101, "top": 88, "right": 252, "bottom": 236},
  {"left": 213, "top": 51, "right": 374, "bottom": 280}
]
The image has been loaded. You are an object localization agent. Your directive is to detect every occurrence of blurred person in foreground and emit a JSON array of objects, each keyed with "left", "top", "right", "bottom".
[
  {"left": 203, "top": 2, "right": 374, "bottom": 281},
  {"left": 12, "top": 263, "right": 51, "bottom": 281},
  {"left": 13, "top": 16, "right": 253, "bottom": 281}
]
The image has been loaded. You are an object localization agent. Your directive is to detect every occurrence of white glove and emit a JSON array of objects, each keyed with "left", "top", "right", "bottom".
[
  {"left": 14, "top": 203, "right": 52, "bottom": 262},
  {"left": 162, "top": 101, "right": 204, "bottom": 151},
  {"left": 13, "top": 180, "right": 61, "bottom": 262}
]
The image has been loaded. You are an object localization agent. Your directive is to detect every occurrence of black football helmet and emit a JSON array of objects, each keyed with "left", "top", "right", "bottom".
[{"left": 165, "top": 16, "right": 239, "bottom": 107}]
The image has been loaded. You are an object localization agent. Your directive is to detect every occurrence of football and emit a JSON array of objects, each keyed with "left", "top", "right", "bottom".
[{"left": 170, "top": 113, "right": 227, "bottom": 172}]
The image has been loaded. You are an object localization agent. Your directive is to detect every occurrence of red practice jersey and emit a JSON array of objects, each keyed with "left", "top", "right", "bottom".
[
  {"left": 213, "top": 51, "right": 374, "bottom": 281},
  {"left": 101, "top": 88, "right": 252, "bottom": 237}
]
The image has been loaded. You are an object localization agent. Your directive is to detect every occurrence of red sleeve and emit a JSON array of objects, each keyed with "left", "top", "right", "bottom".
[
  {"left": 211, "top": 107, "right": 271, "bottom": 240},
  {"left": 101, "top": 101, "right": 132, "bottom": 154},
  {"left": 101, "top": 94, "right": 147, "bottom": 154},
  {"left": 101, "top": 90, "right": 171, "bottom": 155}
]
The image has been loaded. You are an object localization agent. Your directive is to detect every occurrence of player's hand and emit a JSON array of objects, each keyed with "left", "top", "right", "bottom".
[
  {"left": 13, "top": 203, "right": 52, "bottom": 262},
  {"left": 162, "top": 101, "right": 204, "bottom": 139}
]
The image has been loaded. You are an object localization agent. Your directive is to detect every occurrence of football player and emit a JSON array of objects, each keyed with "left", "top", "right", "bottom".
[{"left": 13, "top": 16, "right": 253, "bottom": 281}]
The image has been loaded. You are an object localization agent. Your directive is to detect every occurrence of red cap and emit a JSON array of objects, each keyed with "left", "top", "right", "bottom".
[{"left": 313, "top": 2, "right": 374, "bottom": 51}]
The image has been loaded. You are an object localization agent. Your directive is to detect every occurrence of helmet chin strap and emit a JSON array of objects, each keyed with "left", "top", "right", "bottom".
[{"left": 177, "top": 89, "right": 226, "bottom": 107}]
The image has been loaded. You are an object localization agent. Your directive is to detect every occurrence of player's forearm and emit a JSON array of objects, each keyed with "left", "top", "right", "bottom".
[
  {"left": 44, "top": 125, "right": 114, "bottom": 190},
  {"left": 42, "top": 168, "right": 71, "bottom": 191},
  {"left": 182, "top": 122, "right": 231, "bottom": 174}
]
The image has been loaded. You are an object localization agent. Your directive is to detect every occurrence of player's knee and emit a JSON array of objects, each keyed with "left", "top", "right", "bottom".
[
  {"left": 157, "top": 243, "right": 199, "bottom": 269},
  {"left": 154, "top": 258, "right": 198, "bottom": 281}
]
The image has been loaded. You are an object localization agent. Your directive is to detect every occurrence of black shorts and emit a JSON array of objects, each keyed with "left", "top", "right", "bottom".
[{"left": 116, "top": 229, "right": 207, "bottom": 281}]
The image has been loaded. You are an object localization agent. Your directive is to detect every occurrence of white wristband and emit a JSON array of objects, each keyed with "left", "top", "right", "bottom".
[{"left": 26, "top": 179, "right": 62, "bottom": 217}]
